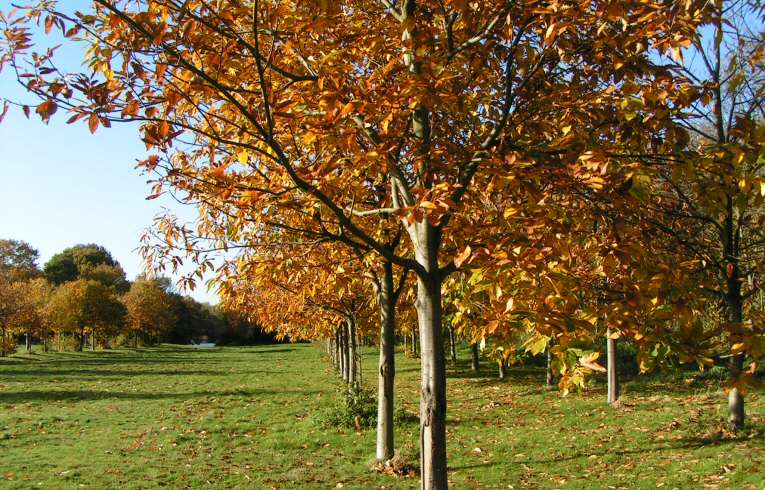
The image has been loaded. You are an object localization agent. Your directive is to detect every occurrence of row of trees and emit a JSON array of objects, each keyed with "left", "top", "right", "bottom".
[
  {"left": 0, "top": 240, "right": 261, "bottom": 354},
  {"left": 2, "top": 1, "right": 764, "bottom": 488}
]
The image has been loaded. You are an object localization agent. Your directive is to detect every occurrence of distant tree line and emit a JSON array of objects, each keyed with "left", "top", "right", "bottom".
[{"left": 0, "top": 239, "right": 274, "bottom": 355}]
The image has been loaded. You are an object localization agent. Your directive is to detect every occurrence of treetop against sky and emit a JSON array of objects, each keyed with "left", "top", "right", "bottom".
[{"left": 0, "top": 0, "right": 218, "bottom": 304}]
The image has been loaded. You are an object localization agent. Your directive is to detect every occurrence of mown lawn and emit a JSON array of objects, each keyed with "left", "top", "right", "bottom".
[{"left": 0, "top": 344, "right": 762, "bottom": 489}]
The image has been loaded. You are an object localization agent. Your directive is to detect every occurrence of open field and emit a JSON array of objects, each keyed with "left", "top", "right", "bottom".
[{"left": 0, "top": 344, "right": 763, "bottom": 489}]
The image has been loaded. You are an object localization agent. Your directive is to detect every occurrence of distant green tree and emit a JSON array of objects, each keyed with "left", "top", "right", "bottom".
[
  {"left": 44, "top": 244, "right": 122, "bottom": 286},
  {"left": 0, "top": 239, "right": 41, "bottom": 281},
  {"left": 80, "top": 263, "right": 130, "bottom": 293}
]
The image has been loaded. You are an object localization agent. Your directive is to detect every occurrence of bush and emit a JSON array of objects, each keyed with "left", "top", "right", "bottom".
[
  {"left": 315, "top": 384, "right": 377, "bottom": 430},
  {"left": 0, "top": 334, "right": 17, "bottom": 356}
]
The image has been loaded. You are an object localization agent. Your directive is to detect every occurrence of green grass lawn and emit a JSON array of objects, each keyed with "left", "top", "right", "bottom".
[{"left": 0, "top": 344, "right": 762, "bottom": 489}]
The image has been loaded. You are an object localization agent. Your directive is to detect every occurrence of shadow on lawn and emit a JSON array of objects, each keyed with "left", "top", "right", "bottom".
[
  {"left": 0, "top": 368, "right": 279, "bottom": 379},
  {"left": 0, "top": 387, "right": 321, "bottom": 403}
]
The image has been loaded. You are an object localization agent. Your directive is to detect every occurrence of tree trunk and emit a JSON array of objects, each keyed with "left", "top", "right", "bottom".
[
  {"left": 25, "top": 333, "right": 31, "bottom": 352},
  {"left": 91, "top": 332, "right": 96, "bottom": 351},
  {"left": 347, "top": 318, "right": 357, "bottom": 386},
  {"left": 340, "top": 323, "right": 349, "bottom": 383},
  {"left": 376, "top": 262, "right": 396, "bottom": 462},
  {"left": 606, "top": 328, "right": 619, "bottom": 405},
  {"left": 79, "top": 328, "right": 85, "bottom": 352},
  {"left": 498, "top": 358, "right": 506, "bottom": 380},
  {"left": 350, "top": 318, "right": 359, "bottom": 386},
  {"left": 448, "top": 326, "right": 457, "bottom": 366},
  {"left": 414, "top": 272, "right": 448, "bottom": 490},
  {"left": 471, "top": 343, "right": 479, "bottom": 373},
  {"left": 725, "top": 233, "right": 745, "bottom": 430},
  {"left": 546, "top": 341, "right": 555, "bottom": 388},
  {"left": 1, "top": 327, "right": 6, "bottom": 357},
  {"left": 411, "top": 329, "right": 418, "bottom": 357},
  {"left": 728, "top": 353, "right": 745, "bottom": 430}
]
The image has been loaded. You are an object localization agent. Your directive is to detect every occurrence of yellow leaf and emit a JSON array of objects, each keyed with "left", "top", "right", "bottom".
[{"left": 454, "top": 245, "right": 471, "bottom": 268}]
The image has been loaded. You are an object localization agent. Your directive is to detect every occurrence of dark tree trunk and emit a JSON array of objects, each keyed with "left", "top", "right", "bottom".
[
  {"left": 448, "top": 326, "right": 457, "bottom": 366},
  {"left": 411, "top": 329, "right": 418, "bottom": 357},
  {"left": 727, "top": 292, "right": 745, "bottom": 430},
  {"left": 340, "top": 323, "right": 349, "bottom": 383},
  {"left": 471, "top": 343, "right": 479, "bottom": 373},
  {"left": 25, "top": 333, "right": 31, "bottom": 352},
  {"left": 606, "top": 328, "right": 619, "bottom": 405},
  {"left": 724, "top": 208, "right": 745, "bottom": 430},
  {"left": 546, "top": 341, "right": 555, "bottom": 388},
  {"left": 79, "top": 328, "right": 85, "bottom": 352},
  {"left": 498, "top": 358, "right": 506, "bottom": 380},
  {"left": 376, "top": 262, "right": 396, "bottom": 462}
]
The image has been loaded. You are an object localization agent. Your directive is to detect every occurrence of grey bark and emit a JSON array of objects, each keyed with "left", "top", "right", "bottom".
[
  {"left": 470, "top": 343, "right": 479, "bottom": 373},
  {"left": 407, "top": 220, "right": 448, "bottom": 489},
  {"left": 347, "top": 318, "right": 358, "bottom": 386},
  {"left": 498, "top": 358, "right": 506, "bottom": 380},
  {"left": 415, "top": 272, "right": 447, "bottom": 489},
  {"left": 606, "top": 328, "right": 619, "bottom": 405},
  {"left": 376, "top": 262, "right": 396, "bottom": 462},
  {"left": 724, "top": 203, "right": 746, "bottom": 430},
  {"left": 546, "top": 340, "right": 555, "bottom": 388},
  {"left": 448, "top": 326, "right": 457, "bottom": 366},
  {"left": 340, "top": 323, "right": 349, "bottom": 383}
]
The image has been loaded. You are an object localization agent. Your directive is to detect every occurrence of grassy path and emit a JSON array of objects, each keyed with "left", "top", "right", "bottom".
[{"left": 0, "top": 344, "right": 763, "bottom": 488}]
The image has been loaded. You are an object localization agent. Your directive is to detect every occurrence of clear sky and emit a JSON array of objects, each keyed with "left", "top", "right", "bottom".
[{"left": 0, "top": 2, "right": 218, "bottom": 303}]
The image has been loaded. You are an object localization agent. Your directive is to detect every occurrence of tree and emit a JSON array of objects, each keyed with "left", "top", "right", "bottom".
[
  {"left": 46, "top": 279, "right": 126, "bottom": 350},
  {"left": 1, "top": 2, "right": 708, "bottom": 486},
  {"left": 80, "top": 263, "right": 130, "bottom": 293},
  {"left": 0, "top": 273, "right": 24, "bottom": 355},
  {"left": 0, "top": 239, "right": 41, "bottom": 281},
  {"left": 43, "top": 244, "right": 119, "bottom": 285},
  {"left": 124, "top": 279, "right": 178, "bottom": 345},
  {"left": 618, "top": 0, "right": 765, "bottom": 429}
]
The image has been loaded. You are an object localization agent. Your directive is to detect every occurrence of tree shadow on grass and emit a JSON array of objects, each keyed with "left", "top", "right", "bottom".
[
  {"left": 0, "top": 387, "right": 322, "bottom": 404},
  {"left": 0, "top": 368, "right": 278, "bottom": 379}
]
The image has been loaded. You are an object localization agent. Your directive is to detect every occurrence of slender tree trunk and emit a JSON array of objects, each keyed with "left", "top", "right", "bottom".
[
  {"left": 546, "top": 341, "right": 555, "bottom": 388},
  {"left": 498, "top": 358, "right": 506, "bottom": 380},
  {"left": 727, "top": 290, "right": 745, "bottom": 430},
  {"left": 91, "top": 332, "right": 96, "bottom": 351},
  {"left": 412, "top": 329, "right": 418, "bottom": 357},
  {"left": 1, "top": 327, "right": 6, "bottom": 357},
  {"left": 349, "top": 318, "right": 359, "bottom": 386},
  {"left": 335, "top": 329, "right": 341, "bottom": 373},
  {"left": 403, "top": 331, "right": 408, "bottom": 355},
  {"left": 25, "top": 333, "right": 31, "bottom": 352},
  {"left": 448, "top": 326, "right": 457, "bottom": 367},
  {"left": 471, "top": 343, "right": 479, "bottom": 373},
  {"left": 79, "top": 328, "right": 85, "bottom": 352},
  {"left": 376, "top": 262, "right": 396, "bottom": 462},
  {"left": 414, "top": 272, "right": 448, "bottom": 489},
  {"left": 606, "top": 328, "right": 619, "bottom": 405},
  {"left": 724, "top": 208, "right": 745, "bottom": 430},
  {"left": 341, "top": 323, "right": 349, "bottom": 383}
]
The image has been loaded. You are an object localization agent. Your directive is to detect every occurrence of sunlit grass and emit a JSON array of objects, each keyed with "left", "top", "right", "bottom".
[{"left": 0, "top": 344, "right": 762, "bottom": 488}]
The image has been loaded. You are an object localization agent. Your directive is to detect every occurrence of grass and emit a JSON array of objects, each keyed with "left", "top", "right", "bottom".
[{"left": 0, "top": 344, "right": 762, "bottom": 489}]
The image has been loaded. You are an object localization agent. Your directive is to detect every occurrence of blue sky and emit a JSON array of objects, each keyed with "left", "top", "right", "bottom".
[{"left": 0, "top": 2, "right": 217, "bottom": 303}]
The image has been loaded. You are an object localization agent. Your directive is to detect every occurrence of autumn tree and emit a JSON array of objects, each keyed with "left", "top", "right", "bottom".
[
  {"left": 614, "top": 0, "right": 765, "bottom": 429},
  {"left": 46, "top": 279, "right": 126, "bottom": 350},
  {"left": 124, "top": 279, "right": 178, "bottom": 346},
  {"left": 1, "top": 1, "right": 709, "bottom": 486},
  {"left": 0, "top": 238, "right": 41, "bottom": 281}
]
